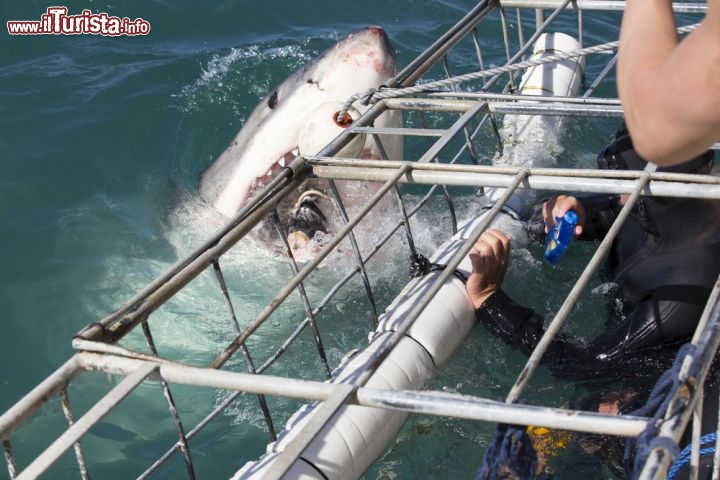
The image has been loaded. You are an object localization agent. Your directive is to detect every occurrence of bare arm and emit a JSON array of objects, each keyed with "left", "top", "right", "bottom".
[{"left": 618, "top": 0, "right": 720, "bottom": 166}]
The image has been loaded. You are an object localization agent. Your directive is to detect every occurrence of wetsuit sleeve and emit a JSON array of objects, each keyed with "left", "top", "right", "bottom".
[
  {"left": 576, "top": 194, "right": 622, "bottom": 241},
  {"left": 475, "top": 290, "right": 599, "bottom": 378},
  {"left": 475, "top": 290, "right": 545, "bottom": 357},
  {"left": 525, "top": 194, "right": 621, "bottom": 244}
]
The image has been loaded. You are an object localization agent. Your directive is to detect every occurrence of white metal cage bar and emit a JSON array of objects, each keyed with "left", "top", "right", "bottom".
[{"left": 2, "top": 1, "right": 718, "bottom": 479}]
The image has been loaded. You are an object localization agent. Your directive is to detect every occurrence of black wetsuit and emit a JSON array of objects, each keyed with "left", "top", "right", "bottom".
[
  {"left": 476, "top": 193, "right": 720, "bottom": 478},
  {"left": 477, "top": 193, "right": 720, "bottom": 380}
]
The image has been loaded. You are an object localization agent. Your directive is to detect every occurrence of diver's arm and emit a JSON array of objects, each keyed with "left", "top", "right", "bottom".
[
  {"left": 575, "top": 194, "right": 621, "bottom": 241},
  {"left": 475, "top": 290, "right": 596, "bottom": 376},
  {"left": 468, "top": 229, "right": 591, "bottom": 371},
  {"left": 468, "top": 228, "right": 543, "bottom": 356},
  {"left": 475, "top": 290, "right": 545, "bottom": 357},
  {"left": 618, "top": 0, "right": 720, "bottom": 166}
]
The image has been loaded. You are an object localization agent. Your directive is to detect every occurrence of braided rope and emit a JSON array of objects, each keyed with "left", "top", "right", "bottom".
[
  {"left": 666, "top": 432, "right": 717, "bottom": 480},
  {"left": 338, "top": 23, "right": 699, "bottom": 119},
  {"left": 476, "top": 422, "right": 538, "bottom": 480},
  {"left": 624, "top": 344, "right": 697, "bottom": 478}
]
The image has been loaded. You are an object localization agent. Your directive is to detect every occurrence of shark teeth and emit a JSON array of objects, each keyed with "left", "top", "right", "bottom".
[{"left": 249, "top": 157, "right": 291, "bottom": 196}]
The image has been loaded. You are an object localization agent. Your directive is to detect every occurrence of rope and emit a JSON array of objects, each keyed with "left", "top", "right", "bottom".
[
  {"left": 476, "top": 422, "right": 538, "bottom": 480},
  {"left": 409, "top": 253, "right": 467, "bottom": 283},
  {"left": 337, "top": 23, "right": 699, "bottom": 120},
  {"left": 666, "top": 432, "right": 717, "bottom": 480},
  {"left": 624, "top": 344, "right": 697, "bottom": 478}
]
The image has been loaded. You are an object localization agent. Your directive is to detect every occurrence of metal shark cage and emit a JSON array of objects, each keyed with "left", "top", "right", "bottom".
[{"left": 2, "top": 1, "right": 718, "bottom": 479}]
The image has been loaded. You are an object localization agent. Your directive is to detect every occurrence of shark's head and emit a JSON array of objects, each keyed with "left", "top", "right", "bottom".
[
  {"left": 199, "top": 26, "right": 402, "bottom": 260},
  {"left": 199, "top": 27, "right": 397, "bottom": 217}
]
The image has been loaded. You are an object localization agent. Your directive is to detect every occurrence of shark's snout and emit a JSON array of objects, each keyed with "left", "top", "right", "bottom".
[{"left": 366, "top": 26, "right": 393, "bottom": 55}]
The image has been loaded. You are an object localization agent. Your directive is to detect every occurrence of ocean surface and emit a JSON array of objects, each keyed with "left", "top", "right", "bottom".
[{"left": 0, "top": 1, "right": 654, "bottom": 478}]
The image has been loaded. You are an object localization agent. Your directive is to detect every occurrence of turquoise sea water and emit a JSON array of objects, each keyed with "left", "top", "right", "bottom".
[
  {"left": 1, "top": 0, "right": 482, "bottom": 409},
  {"left": 0, "top": 1, "right": 650, "bottom": 478}
]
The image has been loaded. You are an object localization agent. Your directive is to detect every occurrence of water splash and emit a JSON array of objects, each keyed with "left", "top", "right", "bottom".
[{"left": 172, "top": 43, "right": 314, "bottom": 114}]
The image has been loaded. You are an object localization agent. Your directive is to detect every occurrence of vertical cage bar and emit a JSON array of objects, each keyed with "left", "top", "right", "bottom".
[
  {"left": 268, "top": 211, "right": 333, "bottom": 378},
  {"left": 577, "top": 8, "right": 584, "bottom": 47},
  {"left": 416, "top": 112, "right": 459, "bottom": 233},
  {"left": 439, "top": 50, "right": 482, "bottom": 168},
  {"left": 3, "top": 439, "right": 16, "bottom": 479},
  {"left": 690, "top": 394, "right": 704, "bottom": 478},
  {"left": 211, "top": 260, "right": 278, "bottom": 438},
  {"left": 484, "top": 0, "right": 573, "bottom": 92},
  {"left": 516, "top": 8, "right": 525, "bottom": 51},
  {"left": 325, "top": 180, "right": 380, "bottom": 328},
  {"left": 141, "top": 322, "right": 197, "bottom": 479},
  {"left": 471, "top": 27, "right": 485, "bottom": 71},
  {"left": 498, "top": 7, "right": 515, "bottom": 90},
  {"left": 58, "top": 390, "right": 89, "bottom": 480},
  {"left": 535, "top": 7, "right": 545, "bottom": 30},
  {"left": 17, "top": 363, "right": 158, "bottom": 480},
  {"left": 391, "top": 184, "right": 418, "bottom": 258},
  {"left": 328, "top": 180, "right": 382, "bottom": 328},
  {"left": 506, "top": 174, "right": 651, "bottom": 403}
]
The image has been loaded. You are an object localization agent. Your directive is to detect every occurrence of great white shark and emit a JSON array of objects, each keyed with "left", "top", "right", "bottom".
[{"left": 199, "top": 26, "right": 402, "bottom": 260}]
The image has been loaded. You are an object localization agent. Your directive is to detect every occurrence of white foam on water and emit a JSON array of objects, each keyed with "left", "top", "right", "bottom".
[
  {"left": 197, "top": 44, "right": 313, "bottom": 88},
  {"left": 497, "top": 113, "right": 566, "bottom": 169}
]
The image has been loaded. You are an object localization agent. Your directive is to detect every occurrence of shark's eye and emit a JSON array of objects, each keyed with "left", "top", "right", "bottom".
[{"left": 267, "top": 91, "right": 278, "bottom": 109}]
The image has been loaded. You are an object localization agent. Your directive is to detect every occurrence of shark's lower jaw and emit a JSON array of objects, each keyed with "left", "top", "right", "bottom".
[
  {"left": 285, "top": 190, "right": 334, "bottom": 262},
  {"left": 287, "top": 230, "right": 332, "bottom": 263}
]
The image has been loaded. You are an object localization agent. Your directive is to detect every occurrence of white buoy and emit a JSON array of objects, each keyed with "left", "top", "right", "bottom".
[
  {"left": 298, "top": 102, "right": 366, "bottom": 158},
  {"left": 519, "top": 32, "right": 585, "bottom": 96}
]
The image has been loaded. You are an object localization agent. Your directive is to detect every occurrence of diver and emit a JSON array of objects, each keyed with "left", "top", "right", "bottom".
[{"left": 468, "top": 124, "right": 720, "bottom": 478}]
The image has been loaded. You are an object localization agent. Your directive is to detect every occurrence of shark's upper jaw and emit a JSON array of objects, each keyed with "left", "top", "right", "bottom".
[{"left": 243, "top": 151, "right": 296, "bottom": 206}]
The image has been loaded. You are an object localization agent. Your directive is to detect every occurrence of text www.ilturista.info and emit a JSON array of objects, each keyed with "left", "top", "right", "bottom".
[{"left": 8, "top": 7, "right": 150, "bottom": 36}]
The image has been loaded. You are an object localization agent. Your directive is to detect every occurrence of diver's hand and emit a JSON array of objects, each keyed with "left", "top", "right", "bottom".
[
  {"left": 542, "top": 195, "right": 586, "bottom": 237},
  {"left": 467, "top": 229, "right": 510, "bottom": 309}
]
